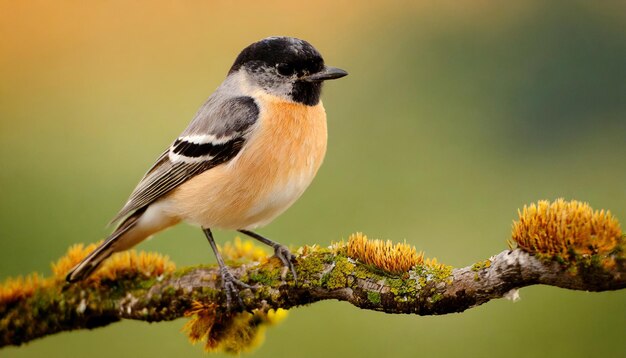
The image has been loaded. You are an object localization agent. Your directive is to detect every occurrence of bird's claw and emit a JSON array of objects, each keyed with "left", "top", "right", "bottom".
[
  {"left": 219, "top": 267, "right": 252, "bottom": 311},
  {"left": 273, "top": 245, "right": 298, "bottom": 283}
]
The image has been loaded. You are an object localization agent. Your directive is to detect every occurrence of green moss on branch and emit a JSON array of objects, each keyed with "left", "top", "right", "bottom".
[{"left": 2, "top": 243, "right": 625, "bottom": 349}]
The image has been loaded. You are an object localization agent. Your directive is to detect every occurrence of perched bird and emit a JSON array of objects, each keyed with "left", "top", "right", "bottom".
[{"left": 66, "top": 36, "right": 347, "bottom": 307}]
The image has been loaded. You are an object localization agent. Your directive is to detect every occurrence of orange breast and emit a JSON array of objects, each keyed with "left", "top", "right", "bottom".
[{"left": 168, "top": 95, "right": 328, "bottom": 230}]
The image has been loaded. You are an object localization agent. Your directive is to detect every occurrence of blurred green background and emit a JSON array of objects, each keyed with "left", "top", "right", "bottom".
[{"left": 1, "top": 1, "right": 625, "bottom": 357}]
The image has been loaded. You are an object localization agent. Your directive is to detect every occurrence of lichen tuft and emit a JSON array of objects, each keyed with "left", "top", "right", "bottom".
[
  {"left": 347, "top": 233, "right": 423, "bottom": 274},
  {"left": 0, "top": 273, "right": 47, "bottom": 307},
  {"left": 182, "top": 300, "right": 288, "bottom": 354},
  {"left": 512, "top": 199, "right": 622, "bottom": 259},
  {"left": 51, "top": 241, "right": 176, "bottom": 282},
  {"left": 2, "top": 241, "right": 176, "bottom": 308},
  {"left": 221, "top": 237, "right": 268, "bottom": 263},
  {"left": 183, "top": 301, "right": 219, "bottom": 346},
  {"left": 51, "top": 241, "right": 104, "bottom": 279},
  {"left": 96, "top": 250, "right": 176, "bottom": 281}
]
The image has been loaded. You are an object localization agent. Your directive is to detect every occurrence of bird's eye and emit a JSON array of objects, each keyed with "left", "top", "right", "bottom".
[{"left": 276, "top": 63, "right": 295, "bottom": 76}]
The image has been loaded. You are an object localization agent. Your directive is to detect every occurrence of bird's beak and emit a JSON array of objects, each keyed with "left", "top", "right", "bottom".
[{"left": 303, "top": 66, "right": 348, "bottom": 82}]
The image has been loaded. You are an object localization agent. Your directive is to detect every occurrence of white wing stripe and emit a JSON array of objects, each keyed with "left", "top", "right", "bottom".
[
  {"left": 178, "top": 134, "right": 235, "bottom": 145},
  {"left": 168, "top": 151, "right": 215, "bottom": 163}
]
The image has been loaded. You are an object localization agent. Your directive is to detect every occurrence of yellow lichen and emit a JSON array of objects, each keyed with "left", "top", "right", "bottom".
[
  {"left": 296, "top": 244, "right": 324, "bottom": 257},
  {"left": 0, "top": 273, "right": 47, "bottom": 306},
  {"left": 51, "top": 240, "right": 176, "bottom": 282},
  {"left": 217, "top": 308, "right": 287, "bottom": 354},
  {"left": 2, "top": 242, "right": 107, "bottom": 306},
  {"left": 183, "top": 300, "right": 288, "bottom": 354},
  {"left": 423, "top": 257, "right": 449, "bottom": 272},
  {"left": 1, "top": 241, "right": 177, "bottom": 307},
  {"left": 347, "top": 233, "right": 424, "bottom": 274},
  {"left": 512, "top": 199, "right": 622, "bottom": 258},
  {"left": 51, "top": 241, "right": 104, "bottom": 279},
  {"left": 96, "top": 250, "right": 176, "bottom": 281},
  {"left": 328, "top": 240, "right": 347, "bottom": 255},
  {"left": 221, "top": 237, "right": 268, "bottom": 263},
  {"left": 183, "top": 301, "right": 219, "bottom": 347}
]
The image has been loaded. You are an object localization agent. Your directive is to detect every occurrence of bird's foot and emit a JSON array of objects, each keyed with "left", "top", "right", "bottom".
[
  {"left": 273, "top": 245, "right": 298, "bottom": 283},
  {"left": 219, "top": 266, "right": 253, "bottom": 311}
]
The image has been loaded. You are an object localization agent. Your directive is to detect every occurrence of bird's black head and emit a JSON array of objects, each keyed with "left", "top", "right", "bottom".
[{"left": 229, "top": 37, "right": 347, "bottom": 106}]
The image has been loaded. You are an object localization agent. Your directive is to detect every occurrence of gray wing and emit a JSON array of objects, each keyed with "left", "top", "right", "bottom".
[{"left": 110, "top": 95, "right": 259, "bottom": 224}]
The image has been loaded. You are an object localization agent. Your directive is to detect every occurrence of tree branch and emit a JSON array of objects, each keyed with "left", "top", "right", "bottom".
[{"left": 2, "top": 245, "right": 625, "bottom": 348}]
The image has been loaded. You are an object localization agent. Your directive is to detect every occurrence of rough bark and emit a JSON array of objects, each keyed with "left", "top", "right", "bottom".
[{"left": 1, "top": 247, "right": 625, "bottom": 348}]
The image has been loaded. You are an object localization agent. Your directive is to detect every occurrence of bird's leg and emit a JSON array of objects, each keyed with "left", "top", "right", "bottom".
[
  {"left": 238, "top": 229, "right": 297, "bottom": 283},
  {"left": 203, "top": 228, "right": 252, "bottom": 310}
]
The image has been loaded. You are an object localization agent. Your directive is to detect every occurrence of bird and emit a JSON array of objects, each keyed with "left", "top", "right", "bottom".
[{"left": 65, "top": 36, "right": 347, "bottom": 308}]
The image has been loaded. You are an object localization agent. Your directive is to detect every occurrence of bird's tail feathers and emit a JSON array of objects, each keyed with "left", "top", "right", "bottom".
[
  {"left": 65, "top": 240, "right": 116, "bottom": 282},
  {"left": 65, "top": 209, "right": 144, "bottom": 283}
]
